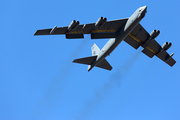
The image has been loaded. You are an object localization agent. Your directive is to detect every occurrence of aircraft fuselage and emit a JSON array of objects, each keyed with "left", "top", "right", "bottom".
[{"left": 88, "top": 6, "right": 147, "bottom": 71}]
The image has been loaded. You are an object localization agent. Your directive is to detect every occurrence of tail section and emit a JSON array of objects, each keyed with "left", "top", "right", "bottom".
[
  {"left": 91, "top": 43, "right": 112, "bottom": 71},
  {"left": 73, "top": 56, "right": 112, "bottom": 71},
  {"left": 91, "top": 43, "right": 100, "bottom": 56},
  {"left": 87, "top": 58, "right": 112, "bottom": 71},
  {"left": 95, "top": 59, "right": 112, "bottom": 71},
  {"left": 73, "top": 56, "right": 97, "bottom": 71},
  {"left": 73, "top": 43, "right": 112, "bottom": 71},
  {"left": 73, "top": 56, "right": 97, "bottom": 65}
]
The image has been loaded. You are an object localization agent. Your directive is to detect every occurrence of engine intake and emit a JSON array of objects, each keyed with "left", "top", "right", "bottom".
[
  {"left": 161, "top": 42, "right": 172, "bottom": 52},
  {"left": 95, "top": 17, "right": 107, "bottom": 28},
  {"left": 149, "top": 30, "right": 160, "bottom": 40},
  {"left": 68, "top": 20, "right": 80, "bottom": 31}
]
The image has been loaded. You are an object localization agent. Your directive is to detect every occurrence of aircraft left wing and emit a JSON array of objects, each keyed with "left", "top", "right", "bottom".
[
  {"left": 34, "top": 17, "right": 128, "bottom": 39},
  {"left": 124, "top": 24, "right": 176, "bottom": 67}
]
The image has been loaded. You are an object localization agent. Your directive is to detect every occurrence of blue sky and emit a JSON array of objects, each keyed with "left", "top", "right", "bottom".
[{"left": 0, "top": 0, "right": 180, "bottom": 120}]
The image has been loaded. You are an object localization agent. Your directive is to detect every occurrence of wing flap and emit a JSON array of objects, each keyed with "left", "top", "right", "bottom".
[
  {"left": 141, "top": 39, "right": 161, "bottom": 58},
  {"left": 145, "top": 39, "right": 161, "bottom": 53},
  {"left": 124, "top": 35, "right": 141, "bottom": 49},
  {"left": 91, "top": 32, "right": 117, "bottom": 39},
  {"left": 142, "top": 48, "right": 154, "bottom": 58},
  {"left": 66, "top": 33, "right": 84, "bottom": 39}
]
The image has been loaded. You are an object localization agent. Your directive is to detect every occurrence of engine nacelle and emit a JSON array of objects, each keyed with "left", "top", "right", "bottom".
[
  {"left": 68, "top": 20, "right": 80, "bottom": 31},
  {"left": 161, "top": 42, "right": 172, "bottom": 52},
  {"left": 149, "top": 30, "right": 160, "bottom": 40},
  {"left": 95, "top": 17, "right": 107, "bottom": 28}
]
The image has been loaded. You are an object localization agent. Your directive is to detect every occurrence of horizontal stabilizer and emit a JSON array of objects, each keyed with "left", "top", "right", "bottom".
[
  {"left": 95, "top": 59, "right": 112, "bottom": 71},
  {"left": 73, "top": 56, "right": 97, "bottom": 65}
]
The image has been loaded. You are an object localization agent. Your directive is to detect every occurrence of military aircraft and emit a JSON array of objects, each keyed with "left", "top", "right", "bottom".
[{"left": 34, "top": 6, "right": 176, "bottom": 71}]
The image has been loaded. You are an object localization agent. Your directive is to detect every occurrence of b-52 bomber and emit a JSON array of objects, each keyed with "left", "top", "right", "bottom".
[{"left": 34, "top": 6, "right": 176, "bottom": 71}]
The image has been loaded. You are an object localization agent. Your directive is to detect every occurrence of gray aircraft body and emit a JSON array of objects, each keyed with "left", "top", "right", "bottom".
[{"left": 34, "top": 6, "right": 176, "bottom": 71}]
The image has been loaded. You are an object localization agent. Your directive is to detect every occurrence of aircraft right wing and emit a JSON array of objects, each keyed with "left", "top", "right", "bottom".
[
  {"left": 34, "top": 17, "right": 128, "bottom": 39},
  {"left": 124, "top": 24, "right": 176, "bottom": 67}
]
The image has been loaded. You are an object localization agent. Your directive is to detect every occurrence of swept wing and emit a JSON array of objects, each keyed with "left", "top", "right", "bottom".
[
  {"left": 34, "top": 17, "right": 176, "bottom": 67},
  {"left": 34, "top": 18, "right": 128, "bottom": 39},
  {"left": 124, "top": 24, "right": 176, "bottom": 67}
]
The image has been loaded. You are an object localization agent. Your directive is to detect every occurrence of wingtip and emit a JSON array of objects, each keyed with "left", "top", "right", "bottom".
[
  {"left": 34, "top": 30, "right": 38, "bottom": 36},
  {"left": 72, "top": 59, "right": 77, "bottom": 63}
]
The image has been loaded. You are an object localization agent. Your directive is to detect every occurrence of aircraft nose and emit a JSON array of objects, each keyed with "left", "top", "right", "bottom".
[
  {"left": 139, "top": 6, "right": 147, "bottom": 19},
  {"left": 143, "top": 6, "right": 147, "bottom": 11}
]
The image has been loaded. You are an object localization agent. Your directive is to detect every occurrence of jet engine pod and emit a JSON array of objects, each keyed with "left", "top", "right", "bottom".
[
  {"left": 149, "top": 30, "right": 160, "bottom": 40},
  {"left": 68, "top": 20, "right": 80, "bottom": 31},
  {"left": 95, "top": 17, "right": 107, "bottom": 28},
  {"left": 161, "top": 42, "right": 172, "bottom": 52}
]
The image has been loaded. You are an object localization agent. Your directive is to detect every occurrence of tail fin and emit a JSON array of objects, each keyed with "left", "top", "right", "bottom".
[
  {"left": 91, "top": 43, "right": 100, "bottom": 56},
  {"left": 73, "top": 43, "right": 112, "bottom": 71}
]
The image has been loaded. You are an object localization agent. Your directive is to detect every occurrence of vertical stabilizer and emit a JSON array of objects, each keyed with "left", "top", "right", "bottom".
[{"left": 91, "top": 43, "right": 100, "bottom": 56}]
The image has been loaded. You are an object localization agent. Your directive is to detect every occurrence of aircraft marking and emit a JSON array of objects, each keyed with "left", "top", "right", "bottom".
[
  {"left": 128, "top": 33, "right": 143, "bottom": 44},
  {"left": 129, "top": 33, "right": 156, "bottom": 54},
  {"left": 146, "top": 46, "right": 156, "bottom": 54}
]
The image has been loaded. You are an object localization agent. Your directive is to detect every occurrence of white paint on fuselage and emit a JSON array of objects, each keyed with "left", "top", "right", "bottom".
[{"left": 88, "top": 6, "right": 147, "bottom": 71}]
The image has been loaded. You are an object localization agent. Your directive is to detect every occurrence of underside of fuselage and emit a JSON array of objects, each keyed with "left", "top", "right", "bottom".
[
  {"left": 73, "top": 6, "right": 148, "bottom": 71},
  {"left": 35, "top": 6, "right": 176, "bottom": 70}
]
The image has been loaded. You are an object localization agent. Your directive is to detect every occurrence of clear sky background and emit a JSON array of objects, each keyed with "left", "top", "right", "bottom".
[{"left": 0, "top": 0, "right": 180, "bottom": 120}]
